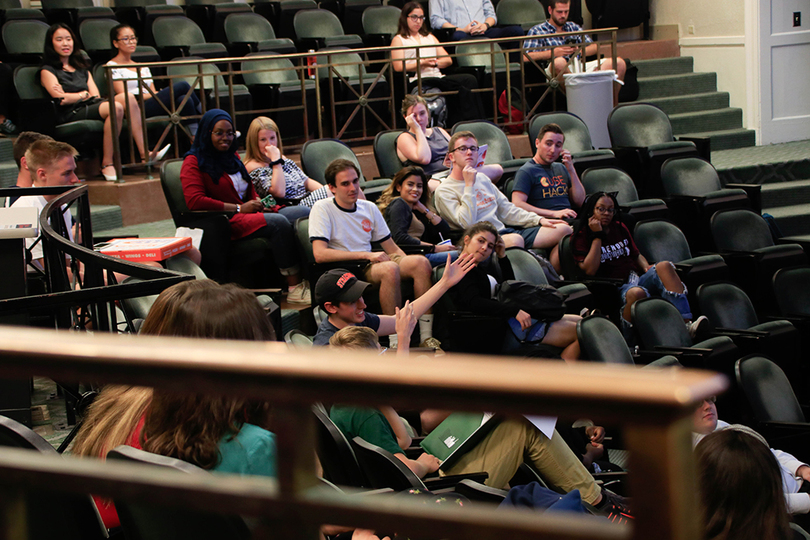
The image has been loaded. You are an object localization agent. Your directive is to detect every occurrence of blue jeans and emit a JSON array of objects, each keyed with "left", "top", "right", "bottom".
[
  {"left": 144, "top": 82, "right": 201, "bottom": 118},
  {"left": 278, "top": 204, "right": 310, "bottom": 224},
  {"left": 620, "top": 264, "right": 692, "bottom": 320},
  {"left": 425, "top": 250, "right": 460, "bottom": 268}
]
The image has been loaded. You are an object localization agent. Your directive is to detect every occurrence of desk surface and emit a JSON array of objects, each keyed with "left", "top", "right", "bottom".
[{"left": 0, "top": 207, "right": 38, "bottom": 239}]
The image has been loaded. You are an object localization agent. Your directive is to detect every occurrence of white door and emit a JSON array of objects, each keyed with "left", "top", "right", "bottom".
[{"left": 760, "top": 0, "right": 810, "bottom": 144}]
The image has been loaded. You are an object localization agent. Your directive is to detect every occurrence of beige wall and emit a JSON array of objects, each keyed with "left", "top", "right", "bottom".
[{"left": 652, "top": 0, "right": 745, "bottom": 37}]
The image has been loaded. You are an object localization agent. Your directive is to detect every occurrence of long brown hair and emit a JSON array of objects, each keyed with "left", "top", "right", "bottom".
[
  {"left": 376, "top": 166, "right": 429, "bottom": 214},
  {"left": 70, "top": 385, "right": 152, "bottom": 458},
  {"left": 397, "top": 1, "right": 430, "bottom": 37},
  {"left": 696, "top": 429, "right": 792, "bottom": 540},
  {"left": 140, "top": 280, "right": 275, "bottom": 469}
]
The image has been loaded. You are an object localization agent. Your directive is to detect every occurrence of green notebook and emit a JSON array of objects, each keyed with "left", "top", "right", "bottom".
[{"left": 420, "top": 412, "right": 499, "bottom": 471}]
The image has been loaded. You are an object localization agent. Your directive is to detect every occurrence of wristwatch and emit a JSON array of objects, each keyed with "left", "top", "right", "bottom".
[{"left": 269, "top": 158, "right": 284, "bottom": 167}]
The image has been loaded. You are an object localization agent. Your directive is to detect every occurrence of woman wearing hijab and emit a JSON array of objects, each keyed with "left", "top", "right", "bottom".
[{"left": 181, "top": 109, "right": 310, "bottom": 303}]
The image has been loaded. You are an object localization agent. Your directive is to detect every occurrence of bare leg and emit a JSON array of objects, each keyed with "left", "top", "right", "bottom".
[
  {"left": 654, "top": 261, "right": 684, "bottom": 293},
  {"left": 549, "top": 244, "right": 561, "bottom": 273},
  {"left": 116, "top": 93, "right": 146, "bottom": 160},
  {"left": 502, "top": 233, "right": 524, "bottom": 249},
  {"left": 98, "top": 101, "right": 125, "bottom": 177},
  {"left": 622, "top": 286, "right": 648, "bottom": 323},
  {"left": 532, "top": 222, "right": 572, "bottom": 250},
  {"left": 365, "top": 260, "right": 402, "bottom": 315},
  {"left": 542, "top": 314, "right": 581, "bottom": 361},
  {"left": 398, "top": 254, "right": 433, "bottom": 312}
]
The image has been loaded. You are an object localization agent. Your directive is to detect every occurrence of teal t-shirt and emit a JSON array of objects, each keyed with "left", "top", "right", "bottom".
[
  {"left": 213, "top": 423, "right": 277, "bottom": 478},
  {"left": 330, "top": 406, "right": 404, "bottom": 456},
  {"left": 513, "top": 160, "right": 572, "bottom": 211}
]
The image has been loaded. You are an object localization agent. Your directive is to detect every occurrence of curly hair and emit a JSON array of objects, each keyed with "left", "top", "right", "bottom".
[{"left": 376, "top": 165, "right": 429, "bottom": 214}]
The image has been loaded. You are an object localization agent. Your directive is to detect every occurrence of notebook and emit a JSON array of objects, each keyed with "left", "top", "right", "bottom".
[{"left": 420, "top": 412, "right": 498, "bottom": 471}]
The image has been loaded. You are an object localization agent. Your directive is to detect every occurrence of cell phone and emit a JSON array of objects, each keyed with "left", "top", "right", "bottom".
[
  {"left": 471, "top": 21, "right": 477, "bottom": 26},
  {"left": 564, "top": 36, "right": 578, "bottom": 45}
]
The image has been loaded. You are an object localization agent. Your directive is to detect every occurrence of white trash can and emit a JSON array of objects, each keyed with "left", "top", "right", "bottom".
[{"left": 563, "top": 70, "right": 616, "bottom": 149}]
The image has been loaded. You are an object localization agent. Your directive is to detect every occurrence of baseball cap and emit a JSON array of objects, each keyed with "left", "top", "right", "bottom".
[{"left": 314, "top": 269, "right": 370, "bottom": 306}]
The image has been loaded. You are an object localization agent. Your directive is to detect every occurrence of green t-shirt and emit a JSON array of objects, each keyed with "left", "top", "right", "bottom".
[{"left": 330, "top": 405, "right": 404, "bottom": 456}]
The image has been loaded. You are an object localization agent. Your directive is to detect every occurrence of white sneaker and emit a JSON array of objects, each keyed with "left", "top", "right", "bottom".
[
  {"left": 287, "top": 280, "right": 311, "bottom": 305},
  {"left": 686, "top": 315, "right": 709, "bottom": 340}
]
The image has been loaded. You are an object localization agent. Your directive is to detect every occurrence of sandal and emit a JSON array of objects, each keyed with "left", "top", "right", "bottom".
[{"left": 101, "top": 164, "right": 117, "bottom": 182}]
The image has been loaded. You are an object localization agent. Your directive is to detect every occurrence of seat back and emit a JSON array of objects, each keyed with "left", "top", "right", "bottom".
[
  {"left": 294, "top": 8, "right": 344, "bottom": 40},
  {"left": 115, "top": 0, "right": 166, "bottom": 7},
  {"left": 0, "top": 0, "right": 22, "bottom": 9},
  {"left": 108, "top": 445, "right": 251, "bottom": 540},
  {"left": 312, "top": 405, "right": 367, "bottom": 487},
  {"left": 631, "top": 296, "right": 692, "bottom": 348},
  {"left": 710, "top": 208, "right": 774, "bottom": 252},
  {"left": 351, "top": 436, "right": 426, "bottom": 491},
  {"left": 0, "top": 415, "right": 108, "bottom": 540},
  {"left": 452, "top": 119, "right": 513, "bottom": 165},
  {"left": 696, "top": 282, "right": 759, "bottom": 330},
  {"left": 373, "top": 129, "right": 405, "bottom": 178},
  {"left": 495, "top": 0, "right": 545, "bottom": 29},
  {"left": 2, "top": 18, "right": 49, "bottom": 55},
  {"left": 455, "top": 41, "right": 507, "bottom": 74},
  {"left": 504, "top": 248, "right": 547, "bottom": 285},
  {"left": 153, "top": 15, "right": 205, "bottom": 48},
  {"left": 772, "top": 266, "right": 810, "bottom": 317},
  {"left": 41, "top": 0, "right": 93, "bottom": 8},
  {"left": 13, "top": 64, "right": 49, "bottom": 101},
  {"left": 167, "top": 56, "right": 225, "bottom": 92},
  {"left": 242, "top": 55, "right": 300, "bottom": 86},
  {"left": 361, "top": 5, "right": 400, "bottom": 40},
  {"left": 735, "top": 355, "right": 806, "bottom": 423},
  {"left": 160, "top": 159, "right": 190, "bottom": 224},
  {"left": 295, "top": 216, "right": 316, "bottom": 266},
  {"left": 285, "top": 328, "right": 313, "bottom": 348},
  {"left": 660, "top": 156, "right": 722, "bottom": 198},
  {"left": 607, "top": 102, "right": 675, "bottom": 148},
  {"left": 576, "top": 316, "right": 634, "bottom": 364},
  {"left": 633, "top": 219, "right": 692, "bottom": 263},
  {"left": 79, "top": 17, "right": 118, "bottom": 56},
  {"left": 300, "top": 138, "right": 365, "bottom": 184},
  {"left": 315, "top": 48, "right": 367, "bottom": 80},
  {"left": 557, "top": 234, "right": 587, "bottom": 281},
  {"left": 529, "top": 111, "right": 593, "bottom": 154},
  {"left": 224, "top": 11, "right": 274, "bottom": 44},
  {"left": 580, "top": 167, "right": 640, "bottom": 204}
]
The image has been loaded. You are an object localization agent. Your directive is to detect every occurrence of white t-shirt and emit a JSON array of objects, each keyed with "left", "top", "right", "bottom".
[
  {"left": 309, "top": 198, "right": 390, "bottom": 252},
  {"left": 106, "top": 61, "right": 154, "bottom": 96},
  {"left": 10, "top": 195, "right": 74, "bottom": 264}
]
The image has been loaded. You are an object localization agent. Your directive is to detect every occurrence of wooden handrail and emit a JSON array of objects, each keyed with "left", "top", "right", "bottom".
[{"left": 0, "top": 326, "right": 725, "bottom": 540}]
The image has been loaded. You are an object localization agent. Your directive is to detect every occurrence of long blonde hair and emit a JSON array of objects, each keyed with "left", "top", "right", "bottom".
[
  {"left": 71, "top": 385, "right": 153, "bottom": 458},
  {"left": 243, "top": 116, "right": 283, "bottom": 165}
]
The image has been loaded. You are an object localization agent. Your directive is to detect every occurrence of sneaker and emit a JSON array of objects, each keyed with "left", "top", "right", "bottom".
[
  {"left": 419, "top": 337, "right": 443, "bottom": 350},
  {"left": 287, "top": 280, "right": 311, "bottom": 305},
  {"left": 596, "top": 488, "right": 633, "bottom": 524},
  {"left": 0, "top": 118, "right": 17, "bottom": 135},
  {"left": 686, "top": 315, "right": 710, "bottom": 340}
]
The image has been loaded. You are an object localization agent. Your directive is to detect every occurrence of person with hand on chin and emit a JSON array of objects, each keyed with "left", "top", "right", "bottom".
[
  {"left": 433, "top": 130, "right": 571, "bottom": 270},
  {"left": 377, "top": 166, "right": 459, "bottom": 268},
  {"left": 181, "top": 109, "right": 310, "bottom": 303},
  {"left": 512, "top": 123, "right": 585, "bottom": 222},
  {"left": 396, "top": 94, "right": 501, "bottom": 192}
]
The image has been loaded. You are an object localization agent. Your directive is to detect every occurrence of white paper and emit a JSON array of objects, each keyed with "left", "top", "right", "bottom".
[{"left": 524, "top": 415, "right": 558, "bottom": 439}]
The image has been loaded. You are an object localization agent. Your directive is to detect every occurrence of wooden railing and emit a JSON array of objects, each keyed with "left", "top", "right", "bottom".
[
  {"left": 105, "top": 28, "right": 618, "bottom": 179},
  {"left": 0, "top": 327, "right": 725, "bottom": 540}
]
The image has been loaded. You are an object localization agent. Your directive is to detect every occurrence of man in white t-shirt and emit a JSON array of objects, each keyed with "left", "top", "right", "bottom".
[
  {"left": 10, "top": 139, "right": 79, "bottom": 269},
  {"left": 309, "top": 159, "right": 436, "bottom": 347}
]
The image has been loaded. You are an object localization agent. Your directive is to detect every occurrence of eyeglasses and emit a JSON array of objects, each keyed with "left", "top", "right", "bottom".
[
  {"left": 594, "top": 206, "right": 615, "bottom": 215},
  {"left": 451, "top": 145, "right": 479, "bottom": 154},
  {"left": 116, "top": 36, "right": 138, "bottom": 43},
  {"left": 211, "top": 129, "right": 235, "bottom": 137},
  {"left": 408, "top": 15, "right": 425, "bottom": 20}
]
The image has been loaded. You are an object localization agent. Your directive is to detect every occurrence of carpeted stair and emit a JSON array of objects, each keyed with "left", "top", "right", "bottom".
[{"left": 634, "top": 57, "right": 756, "bottom": 152}]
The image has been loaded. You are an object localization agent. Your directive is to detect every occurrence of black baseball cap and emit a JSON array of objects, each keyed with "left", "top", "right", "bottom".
[{"left": 314, "top": 269, "right": 371, "bottom": 306}]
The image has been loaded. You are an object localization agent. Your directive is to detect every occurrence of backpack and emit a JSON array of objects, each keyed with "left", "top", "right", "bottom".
[
  {"left": 618, "top": 58, "right": 639, "bottom": 103},
  {"left": 496, "top": 280, "right": 566, "bottom": 322},
  {"left": 498, "top": 87, "right": 524, "bottom": 134},
  {"left": 412, "top": 86, "right": 447, "bottom": 128}
]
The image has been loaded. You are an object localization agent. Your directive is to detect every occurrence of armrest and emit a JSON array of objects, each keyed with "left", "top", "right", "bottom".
[
  {"left": 712, "top": 327, "right": 769, "bottom": 338},
  {"left": 725, "top": 183, "right": 761, "bottom": 213},
  {"left": 433, "top": 27, "right": 456, "bottom": 42},
  {"left": 424, "top": 471, "right": 489, "bottom": 491},
  {"left": 399, "top": 245, "right": 430, "bottom": 255},
  {"left": 676, "top": 136, "right": 710, "bottom": 161},
  {"left": 652, "top": 345, "right": 713, "bottom": 356},
  {"left": 454, "top": 479, "right": 507, "bottom": 503}
]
